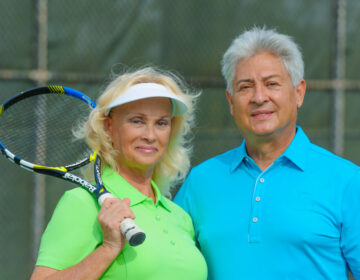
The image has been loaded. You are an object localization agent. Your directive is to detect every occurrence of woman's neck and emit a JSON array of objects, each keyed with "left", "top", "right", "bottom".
[{"left": 117, "top": 164, "right": 156, "bottom": 202}]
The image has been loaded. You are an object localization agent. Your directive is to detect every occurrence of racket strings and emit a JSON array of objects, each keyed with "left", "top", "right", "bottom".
[{"left": 0, "top": 93, "right": 92, "bottom": 167}]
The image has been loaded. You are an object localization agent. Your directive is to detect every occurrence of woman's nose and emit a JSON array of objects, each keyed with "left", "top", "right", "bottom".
[{"left": 142, "top": 125, "right": 156, "bottom": 142}]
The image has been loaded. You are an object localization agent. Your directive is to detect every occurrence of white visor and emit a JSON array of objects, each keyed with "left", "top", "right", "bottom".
[{"left": 105, "top": 83, "right": 188, "bottom": 116}]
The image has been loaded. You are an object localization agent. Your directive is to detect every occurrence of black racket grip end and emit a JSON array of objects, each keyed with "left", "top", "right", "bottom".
[
  {"left": 129, "top": 232, "right": 146, "bottom": 246},
  {"left": 123, "top": 221, "right": 146, "bottom": 246},
  {"left": 120, "top": 218, "right": 146, "bottom": 246}
]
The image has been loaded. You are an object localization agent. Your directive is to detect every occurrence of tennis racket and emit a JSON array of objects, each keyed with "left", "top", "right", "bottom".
[{"left": 0, "top": 85, "right": 146, "bottom": 246}]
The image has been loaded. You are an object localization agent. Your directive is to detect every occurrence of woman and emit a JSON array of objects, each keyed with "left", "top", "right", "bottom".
[{"left": 30, "top": 67, "right": 207, "bottom": 279}]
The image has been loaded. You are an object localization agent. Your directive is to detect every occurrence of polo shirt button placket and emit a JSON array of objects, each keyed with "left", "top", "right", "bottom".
[{"left": 249, "top": 175, "right": 265, "bottom": 243}]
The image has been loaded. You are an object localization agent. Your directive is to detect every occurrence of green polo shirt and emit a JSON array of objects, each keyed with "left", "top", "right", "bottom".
[{"left": 36, "top": 167, "right": 207, "bottom": 279}]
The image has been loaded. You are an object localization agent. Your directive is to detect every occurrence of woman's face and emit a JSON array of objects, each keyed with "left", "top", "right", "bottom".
[{"left": 105, "top": 97, "right": 172, "bottom": 173}]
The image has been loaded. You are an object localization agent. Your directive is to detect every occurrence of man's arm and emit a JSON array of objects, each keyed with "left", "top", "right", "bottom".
[{"left": 340, "top": 170, "right": 360, "bottom": 279}]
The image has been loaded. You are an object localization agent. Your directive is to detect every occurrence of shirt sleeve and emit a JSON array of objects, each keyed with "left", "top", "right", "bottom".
[
  {"left": 174, "top": 179, "right": 189, "bottom": 212},
  {"left": 174, "top": 170, "right": 202, "bottom": 248},
  {"left": 36, "top": 188, "right": 102, "bottom": 270},
  {"left": 340, "top": 170, "right": 360, "bottom": 278},
  {"left": 174, "top": 171, "right": 193, "bottom": 215}
]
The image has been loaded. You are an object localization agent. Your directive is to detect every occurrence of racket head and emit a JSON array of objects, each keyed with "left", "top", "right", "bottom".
[{"left": 0, "top": 86, "right": 96, "bottom": 172}]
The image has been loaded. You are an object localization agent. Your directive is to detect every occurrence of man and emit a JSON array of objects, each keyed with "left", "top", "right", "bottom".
[{"left": 174, "top": 27, "right": 360, "bottom": 279}]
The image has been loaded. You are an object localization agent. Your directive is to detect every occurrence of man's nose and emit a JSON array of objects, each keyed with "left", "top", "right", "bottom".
[{"left": 251, "top": 84, "right": 268, "bottom": 104}]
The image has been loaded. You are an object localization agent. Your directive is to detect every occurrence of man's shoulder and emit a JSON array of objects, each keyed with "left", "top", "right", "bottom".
[
  {"left": 162, "top": 196, "right": 197, "bottom": 228},
  {"left": 163, "top": 196, "right": 192, "bottom": 217},
  {"left": 192, "top": 146, "right": 241, "bottom": 173},
  {"left": 308, "top": 142, "right": 360, "bottom": 171}
]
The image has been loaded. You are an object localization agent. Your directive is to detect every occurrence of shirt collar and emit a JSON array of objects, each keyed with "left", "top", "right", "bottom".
[
  {"left": 281, "top": 126, "right": 309, "bottom": 171},
  {"left": 230, "top": 141, "right": 248, "bottom": 172},
  {"left": 101, "top": 167, "right": 172, "bottom": 212},
  {"left": 230, "top": 126, "right": 309, "bottom": 172},
  {"left": 151, "top": 180, "right": 172, "bottom": 212}
]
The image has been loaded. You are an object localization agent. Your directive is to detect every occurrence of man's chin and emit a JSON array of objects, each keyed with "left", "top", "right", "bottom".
[
  {"left": 252, "top": 127, "right": 276, "bottom": 137},
  {"left": 251, "top": 123, "right": 295, "bottom": 140}
]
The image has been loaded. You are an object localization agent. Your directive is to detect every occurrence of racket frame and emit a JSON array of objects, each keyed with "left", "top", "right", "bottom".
[{"left": 0, "top": 86, "right": 146, "bottom": 246}]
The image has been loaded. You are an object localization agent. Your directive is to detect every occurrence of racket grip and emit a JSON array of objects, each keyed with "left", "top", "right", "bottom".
[{"left": 98, "top": 193, "right": 146, "bottom": 247}]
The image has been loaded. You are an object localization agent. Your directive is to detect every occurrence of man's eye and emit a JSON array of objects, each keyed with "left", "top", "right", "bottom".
[
  {"left": 239, "top": 82, "right": 255, "bottom": 89},
  {"left": 239, "top": 85, "right": 251, "bottom": 91},
  {"left": 267, "top": 82, "right": 279, "bottom": 87}
]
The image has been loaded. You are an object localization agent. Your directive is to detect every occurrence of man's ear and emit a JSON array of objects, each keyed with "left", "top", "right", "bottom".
[
  {"left": 226, "top": 90, "right": 234, "bottom": 115},
  {"left": 295, "top": 79, "right": 306, "bottom": 108}
]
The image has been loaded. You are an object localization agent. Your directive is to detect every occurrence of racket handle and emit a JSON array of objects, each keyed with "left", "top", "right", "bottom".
[{"left": 98, "top": 193, "right": 146, "bottom": 246}]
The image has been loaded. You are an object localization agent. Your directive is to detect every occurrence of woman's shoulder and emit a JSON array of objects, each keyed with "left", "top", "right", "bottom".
[
  {"left": 62, "top": 186, "right": 97, "bottom": 200},
  {"left": 42, "top": 187, "right": 101, "bottom": 244},
  {"left": 36, "top": 188, "right": 102, "bottom": 270},
  {"left": 53, "top": 187, "right": 99, "bottom": 217}
]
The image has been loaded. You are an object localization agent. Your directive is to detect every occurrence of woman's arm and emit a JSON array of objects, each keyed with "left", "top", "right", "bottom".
[
  {"left": 30, "top": 244, "right": 120, "bottom": 280},
  {"left": 30, "top": 198, "right": 135, "bottom": 280}
]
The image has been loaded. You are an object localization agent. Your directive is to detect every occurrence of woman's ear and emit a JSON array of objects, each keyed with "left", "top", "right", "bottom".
[{"left": 104, "top": 116, "right": 113, "bottom": 137}]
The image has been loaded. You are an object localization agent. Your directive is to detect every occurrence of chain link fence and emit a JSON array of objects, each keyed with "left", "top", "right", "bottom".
[{"left": 0, "top": 0, "right": 359, "bottom": 278}]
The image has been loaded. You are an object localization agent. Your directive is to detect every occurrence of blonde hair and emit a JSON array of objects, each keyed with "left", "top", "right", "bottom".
[{"left": 82, "top": 67, "right": 198, "bottom": 197}]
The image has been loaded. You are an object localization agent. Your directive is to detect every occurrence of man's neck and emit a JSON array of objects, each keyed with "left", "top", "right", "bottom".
[{"left": 245, "top": 128, "right": 296, "bottom": 171}]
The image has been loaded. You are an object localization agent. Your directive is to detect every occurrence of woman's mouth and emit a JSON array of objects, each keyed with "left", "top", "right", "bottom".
[{"left": 136, "top": 146, "right": 158, "bottom": 153}]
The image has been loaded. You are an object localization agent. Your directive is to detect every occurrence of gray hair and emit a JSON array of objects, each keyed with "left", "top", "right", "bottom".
[{"left": 221, "top": 27, "right": 304, "bottom": 94}]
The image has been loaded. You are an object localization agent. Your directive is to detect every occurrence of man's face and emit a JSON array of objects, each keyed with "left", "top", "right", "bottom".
[{"left": 226, "top": 52, "right": 306, "bottom": 141}]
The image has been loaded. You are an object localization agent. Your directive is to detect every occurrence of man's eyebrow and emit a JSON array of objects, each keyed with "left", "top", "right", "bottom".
[
  {"left": 235, "top": 79, "right": 254, "bottom": 86},
  {"left": 263, "top": 74, "right": 281, "bottom": 81},
  {"left": 235, "top": 75, "right": 282, "bottom": 86}
]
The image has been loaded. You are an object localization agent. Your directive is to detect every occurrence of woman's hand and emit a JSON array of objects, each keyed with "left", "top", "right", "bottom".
[{"left": 98, "top": 197, "right": 136, "bottom": 255}]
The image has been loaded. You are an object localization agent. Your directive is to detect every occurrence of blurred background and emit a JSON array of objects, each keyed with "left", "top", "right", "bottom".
[{"left": 0, "top": 0, "right": 358, "bottom": 278}]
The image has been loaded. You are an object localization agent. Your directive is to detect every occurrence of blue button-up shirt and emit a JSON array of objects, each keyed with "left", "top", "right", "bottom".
[{"left": 175, "top": 127, "right": 360, "bottom": 279}]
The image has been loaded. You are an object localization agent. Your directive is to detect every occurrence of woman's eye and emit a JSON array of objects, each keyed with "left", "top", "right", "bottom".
[
  {"left": 131, "top": 118, "right": 143, "bottom": 124},
  {"left": 157, "top": 120, "right": 169, "bottom": 126}
]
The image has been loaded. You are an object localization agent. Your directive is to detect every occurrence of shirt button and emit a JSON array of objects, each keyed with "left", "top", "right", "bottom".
[
  {"left": 155, "top": 215, "right": 161, "bottom": 221},
  {"left": 260, "top": 178, "right": 265, "bottom": 183},
  {"left": 170, "top": 240, "right": 176, "bottom": 246},
  {"left": 253, "top": 217, "right": 258, "bottom": 223},
  {"left": 255, "top": 196, "right": 261, "bottom": 202}
]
